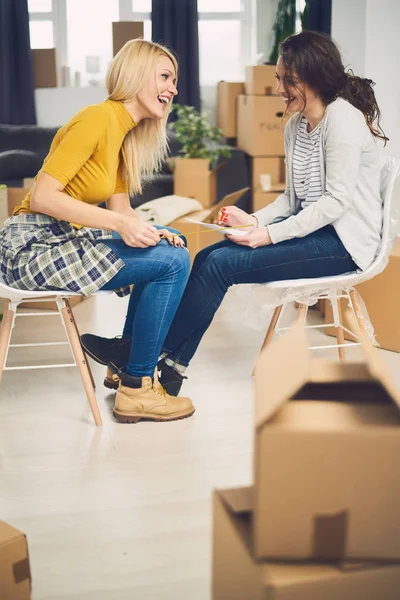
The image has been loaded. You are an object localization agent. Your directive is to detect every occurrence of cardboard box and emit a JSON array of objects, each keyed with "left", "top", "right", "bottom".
[
  {"left": 325, "top": 240, "right": 400, "bottom": 352},
  {"left": 32, "top": 48, "right": 57, "bottom": 88},
  {"left": 216, "top": 81, "right": 245, "bottom": 138},
  {"left": 173, "top": 158, "right": 226, "bottom": 208},
  {"left": 251, "top": 157, "right": 284, "bottom": 189},
  {"left": 6, "top": 187, "right": 30, "bottom": 217},
  {"left": 0, "top": 521, "right": 31, "bottom": 599},
  {"left": 168, "top": 187, "right": 249, "bottom": 262},
  {"left": 253, "top": 185, "right": 285, "bottom": 212},
  {"left": 213, "top": 487, "right": 400, "bottom": 600},
  {"left": 112, "top": 21, "right": 144, "bottom": 56},
  {"left": 237, "top": 95, "right": 285, "bottom": 157},
  {"left": 245, "top": 64, "right": 278, "bottom": 96},
  {"left": 23, "top": 178, "right": 35, "bottom": 188},
  {"left": 253, "top": 324, "right": 400, "bottom": 562}
]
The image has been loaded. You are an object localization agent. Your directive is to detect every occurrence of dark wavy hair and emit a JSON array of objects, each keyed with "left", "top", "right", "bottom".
[{"left": 279, "top": 31, "right": 388, "bottom": 144}]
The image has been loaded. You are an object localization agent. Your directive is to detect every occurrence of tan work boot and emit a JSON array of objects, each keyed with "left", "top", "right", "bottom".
[{"left": 113, "top": 372, "right": 195, "bottom": 424}]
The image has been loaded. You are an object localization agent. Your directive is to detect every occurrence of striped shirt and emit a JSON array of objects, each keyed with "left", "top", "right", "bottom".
[{"left": 293, "top": 116, "right": 323, "bottom": 210}]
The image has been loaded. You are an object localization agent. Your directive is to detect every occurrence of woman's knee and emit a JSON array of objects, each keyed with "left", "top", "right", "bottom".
[
  {"left": 192, "top": 244, "right": 221, "bottom": 273},
  {"left": 193, "top": 246, "right": 231, "bottom": 283},
  {"left": 159, "top": 244, "right": 191, "bottom": 279}
]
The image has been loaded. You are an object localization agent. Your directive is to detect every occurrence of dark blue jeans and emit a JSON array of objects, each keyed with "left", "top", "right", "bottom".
[
  {"left": 162, "top": 225, "right": 358, "bottom": 367},
  {"left": 99, "top": 228, "right": 190, "bottom": 377}
]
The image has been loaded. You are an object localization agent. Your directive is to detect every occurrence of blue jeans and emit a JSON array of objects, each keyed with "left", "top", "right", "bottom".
[
  {"left": 162, "top": 225, "right": 358, "bottom": 367},
  {"left": 99, "top": 228, "right": 190, "bottom": 377}
]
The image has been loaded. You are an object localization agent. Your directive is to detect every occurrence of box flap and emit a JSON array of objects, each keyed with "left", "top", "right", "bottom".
[
  {"left": 204, "top": 187, "right": 250, "bottom": 223},
  {"left": 254, "top": 324, "right": 400, "bottom": 430},
  {"left": 254, "top": 325, "right": 313, "bottom": 428},
  {"left": 0, "top": 521, "right": 24, "bottom": 547},
  {"left": 358, "top": 332, "right": 400, "bottom": 410},
  {"left": 217, "top": 486, "right": 253, "bottom": 515}
]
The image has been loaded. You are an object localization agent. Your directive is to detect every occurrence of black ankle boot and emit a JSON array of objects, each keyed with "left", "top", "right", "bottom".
[
  {"left": 81, "top": 334, "right": 131, "bottom": 366},
  {"left": 158, "top": 359, "right": 187, "bottom": 397}
]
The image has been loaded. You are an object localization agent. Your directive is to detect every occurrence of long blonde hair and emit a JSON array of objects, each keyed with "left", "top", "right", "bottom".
[{"left": 106, "top": 39, "right": 178, "bottom": 195}]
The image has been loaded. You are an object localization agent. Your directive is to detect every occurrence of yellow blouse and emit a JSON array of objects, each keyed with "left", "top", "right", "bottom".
[{"left": 14, "top": 99, "right": 135, "bottom": 221}]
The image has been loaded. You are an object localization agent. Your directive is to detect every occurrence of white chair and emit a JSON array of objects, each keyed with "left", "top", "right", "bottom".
[
  {"left": 0, "top": 281, "right": 111, "bottom": 426},
  {"left": 255, "top": 156, "right": 400, "bottom": 360}
]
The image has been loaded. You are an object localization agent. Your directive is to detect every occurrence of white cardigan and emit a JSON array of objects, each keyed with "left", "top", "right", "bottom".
[{"left": 254, "top": 98, "right": 383, "bottom": 271}]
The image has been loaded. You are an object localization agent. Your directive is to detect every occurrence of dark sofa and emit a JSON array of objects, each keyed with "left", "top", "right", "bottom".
[
  {"left": 0, "top": 124, "right": 58, "bottom": 187},
  {"left": 0, "top": 125, "right": 251, "bottom": 211}
]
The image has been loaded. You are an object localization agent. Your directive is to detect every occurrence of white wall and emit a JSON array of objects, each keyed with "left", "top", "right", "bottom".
[
  {"left": 364, "top": 0, "right": 400, "bottom": 159},
  {"left": 331, "top": 0, "right": 366, "bottom": 76},
  {"left": 332, "top": 0, "right": 400, "bottom": 159},
  {"left": 35, "top": 87, "right": 107, "bottom": 127}
]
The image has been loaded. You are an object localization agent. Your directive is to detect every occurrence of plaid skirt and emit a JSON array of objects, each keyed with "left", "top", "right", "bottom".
[{"left": 0, "top": 214, "right": 129, "bottom": 297}]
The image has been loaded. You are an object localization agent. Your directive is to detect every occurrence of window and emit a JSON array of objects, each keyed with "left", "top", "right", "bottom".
[
  {"left": 198, "top": 0, "right": 241, "bottom": 11},
  {"left": 131, "top": 0, "right": 151, "bottom": 10},
  {"left": 198, "top": 0, "right": 256, "bottom": 86},
  {"left": 28, "top": 0, "right": 55, "bottom": 50},
  {"left": 29, "top": 20, "right": 54, "bottom": 49},
  {"left": 28, "top": 0, "right": 52, "bottom": 11},
  {"left": 199, "top": 20, "right": 242, "bottom": 85}
]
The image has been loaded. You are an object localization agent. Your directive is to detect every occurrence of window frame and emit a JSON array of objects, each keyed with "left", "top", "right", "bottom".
[{"left": 119, "top": 0, "right": 150, "bottom": 27}]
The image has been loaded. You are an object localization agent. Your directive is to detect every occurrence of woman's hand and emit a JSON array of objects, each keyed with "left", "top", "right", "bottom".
[
  {"left": 158, "top": 229, "right": 186, "bottom": 248},
  {"left": 118, "top": 216, "right": 161, "bottom": 248},
  {"left": 226, "top": 228, "right": 272, "bottom": 249},
  {"left": 217, "top": 206, "right": 258, "bottom": 229}
]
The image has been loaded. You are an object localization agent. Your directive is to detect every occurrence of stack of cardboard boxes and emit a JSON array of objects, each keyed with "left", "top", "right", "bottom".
[
  {"left": 239, "top": 65, "right": 286, "bottom": 213},
  {"left": 212, "top": 325, "right": 400, "bottom": 598},
  {"left": 216, "top": 66, "right": 286, "bottom": 214}
]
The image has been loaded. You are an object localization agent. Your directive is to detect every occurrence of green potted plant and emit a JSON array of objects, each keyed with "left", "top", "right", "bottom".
[
  {"left": 170, "top": 104, "right": 231, "bottom": 208},
  {"left": 268, "top": 0, "right": 297, "bottom": 64}
]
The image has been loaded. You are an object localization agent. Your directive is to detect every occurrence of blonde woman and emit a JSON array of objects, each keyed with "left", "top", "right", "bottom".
[{"left": 0, "top": 40, "right": 194, "bottom": 423}]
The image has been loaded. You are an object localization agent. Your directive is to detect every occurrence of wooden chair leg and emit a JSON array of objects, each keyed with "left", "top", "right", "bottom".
[
  {"left": 295, "top": 302, "right": 308, "bottom": 324},
  {"left": 252, "top": 305, "right": 283, "bottom": 377},
  {"left": 60, "top": 302, "right": 102, "bottom": 427},
  {"left": 0, "top": 300, "right": 13, "bottom": 384},
  {"left": 334, "top": 298, "right": 346, "bottom": 361},
  {"left": 259, "top": 305, "right": 283, "bottom": 354},
  {"left": 65, "top": 299, "right": 96, "bottom": 391},
  {"left": 349, "top": 289, "right": 370, "bottom": 337}
]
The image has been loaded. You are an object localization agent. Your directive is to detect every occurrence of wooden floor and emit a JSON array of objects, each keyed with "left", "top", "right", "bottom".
[{"left": 0, "top": 291, "right": 398, "bottom": 599}]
